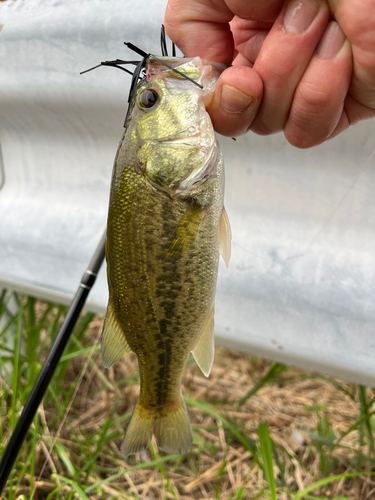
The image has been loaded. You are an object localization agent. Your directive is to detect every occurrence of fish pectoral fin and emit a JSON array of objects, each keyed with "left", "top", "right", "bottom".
[
  {"left": 101, "top": 300, "right": 132, "bottom": 368},
  {"left": 166, "top": 200, "right": 206, "bottom": 259},
  {"left": 154, "top": 395, "right": 192, "bottom": 455},
  {"left": 192, "top": 307, "right": 215, "bottom": 377},
  {"left": 219, "top": 206, "right": 232, "bottom": 268}
]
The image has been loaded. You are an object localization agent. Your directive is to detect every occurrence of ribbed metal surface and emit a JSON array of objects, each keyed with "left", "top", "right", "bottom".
[{"left": 1, "top": 0, "right": 375, "bottom": 385}]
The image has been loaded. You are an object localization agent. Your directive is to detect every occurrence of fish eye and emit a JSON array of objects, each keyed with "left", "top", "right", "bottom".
[{"left": 139, "top": 89, "right": 160, "bottom": 109}]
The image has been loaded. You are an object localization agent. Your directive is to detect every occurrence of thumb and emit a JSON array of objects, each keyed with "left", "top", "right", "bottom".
[{"left": 207, "top": 65, "right": 263, "bottom": 136}]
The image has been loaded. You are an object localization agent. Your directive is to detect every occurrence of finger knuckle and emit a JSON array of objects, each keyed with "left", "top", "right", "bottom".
[
  {"left": 343, "top": 7, "right": 375, "bottom": 54},
  {"left": 295, "top": 84, "right": 331, "bottom": 111}
]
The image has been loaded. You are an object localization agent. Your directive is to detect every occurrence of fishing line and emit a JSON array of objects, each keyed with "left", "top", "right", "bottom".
[
  {"left": 123, "top": 54, "right": 149, "bottom": 127},
  {"left": 161, "top": 24, "right": 176, "bottom": 58},
  {"left": 80, "top": 59, "right": 140, "bottom": 77},
  {"left": 160, "top": 25, "right": 168, "bottom": 57},
  {"left": 150, "top": 54, "right": 203, "bottom": 89},
  {"left": 30, "top": 327, "right": 102, "bottom": 500}
]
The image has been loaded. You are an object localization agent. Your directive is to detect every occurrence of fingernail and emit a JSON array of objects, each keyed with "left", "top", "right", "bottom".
[
  {"left": 221, "top": 85, "right": 254, "bottom": 113},
  {"left": 284, "top": 0, "right": 319, "bottom": 34},
  {"left": 316, "top": 21, "right": 346, "bottom": 59}
]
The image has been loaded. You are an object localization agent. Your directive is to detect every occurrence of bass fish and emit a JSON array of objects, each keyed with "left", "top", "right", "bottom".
[{"left": 101, "top": 54, "right": 231, "bottom": 457}]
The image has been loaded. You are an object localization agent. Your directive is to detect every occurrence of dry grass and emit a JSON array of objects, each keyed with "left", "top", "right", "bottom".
[{"left": 1, "top": 302, "right": 375, "bottom": 500}]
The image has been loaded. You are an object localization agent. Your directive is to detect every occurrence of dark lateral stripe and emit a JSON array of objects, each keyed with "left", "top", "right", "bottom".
[{"left": 153, "top": 197, "right": 182, "bottom": 406}]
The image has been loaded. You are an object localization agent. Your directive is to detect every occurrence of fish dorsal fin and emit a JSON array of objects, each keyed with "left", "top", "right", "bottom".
[
  {"left": 219, "top": 206, "right": 231, "bottom": 268},
  {"left": 166, "top": 200, "right": 206, "bottom": 259},
  {"left": 101, "top": 300, "right": 132, "bottom": 368},
  {"left": 192, "top": 307, "right": 215, "bottom": 377}
]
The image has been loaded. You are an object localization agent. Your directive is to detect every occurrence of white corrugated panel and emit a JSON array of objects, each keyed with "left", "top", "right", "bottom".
[{"left": 1, "top": 0, "right": 375, "bottom": 385}]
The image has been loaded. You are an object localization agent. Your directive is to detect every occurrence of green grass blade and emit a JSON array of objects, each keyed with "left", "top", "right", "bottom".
[
  {"left": 185, "top": 397, "right": 259, "bottom": 463},
  {"left": 258, "top": 423, "right": 277, "bottom": 500},
  {"left": 26, "top": 297, "right": 36, "bottom": 364},
  {"left": 150, "top": 442, "right": 178, "bottom": 500},
  {"left": 333, "top": 410, "right": 375, "bottom": 449},
  {"left": 10, "top": 299, "right": 23, "bottom": 430},
  {"left": 359, "top": 385, "right": 375, "bottom": 457},
  {"left": 52, "top": 475, "right": 90, "bottom": 500},
  {"left": 28, "top": 414, "right": 40, "bottom": 495},
  {"left": 0, "top": 314, "right": 17, "bottom": 341},
  {"left": 291, "top": 472, "right": 375, "bottom": 500},
  {"left": 301, "top": 428, "right": 336, "bottom": 447},
  {"left": 69, "top": 335, "right": 114, "bottom": 390},
  {"left": 84, "top": 453, "right": 195, "bottom": 493},
  {"left": 238, "top": 363, "right": 286, "bottom": 408},
  {"left": 38, "top": 303, "right": 62, "bottom": 343},
  {"left": 294, "top": 496, "right": 350, "bottom": 500},
  {"left": 54, "top": 441, "right": 76, "bottom": 477},
  {"left": 72, "top": 312, "right": 96, "bottom": 341},
  {"left": 60, "top": 344, "right": 100, "bottom": 362},
  {"left": 14, "top": 448, "right": 32, "bottom": 490},
  {"left": 81, "top": 395, "right": 121, "bottom": 481},
  {"left": 0, "top": 289, "right": 7, "bottom": 317}
]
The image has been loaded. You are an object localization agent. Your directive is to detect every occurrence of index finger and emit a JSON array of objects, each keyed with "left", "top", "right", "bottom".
[{"left": 164, "top": 0, "right": 283, "bottom": 63}]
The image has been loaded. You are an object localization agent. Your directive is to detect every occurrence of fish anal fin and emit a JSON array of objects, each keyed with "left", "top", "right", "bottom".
[
  {"left": 121, "top": 403, "right": 155, "bottom": 458},
  {"left": 166, "top": 201, "right": 206, "bottom": 259},
  {"left": 101, "top": 300, "right": 132, "bottom": 368},
  {"left": 219, "top": 206, "right": 232, "bottom": 268},
  {"left": 192, "top": 307, "right": 215, "bottom": 377},
  {"left": 154, "top": 396, "right": 192, "bottom": 455}
]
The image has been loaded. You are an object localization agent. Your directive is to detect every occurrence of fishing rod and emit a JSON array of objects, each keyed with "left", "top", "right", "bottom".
[{"left": 0, "top": 230, "right": 106, "bottom": 495}]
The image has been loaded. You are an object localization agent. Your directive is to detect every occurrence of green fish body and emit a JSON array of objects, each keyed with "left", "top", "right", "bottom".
[{"left": 101, "top": 56, "right": 231, "bottom": 457}]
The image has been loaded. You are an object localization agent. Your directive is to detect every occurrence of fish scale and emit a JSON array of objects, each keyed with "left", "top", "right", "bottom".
[{"left": 101, "top": 55, "right": 231, "bottom": 457}]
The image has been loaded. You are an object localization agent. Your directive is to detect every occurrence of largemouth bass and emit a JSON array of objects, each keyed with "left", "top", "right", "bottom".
[{"left": 101, "top": 55, "right": 231, "bottom": 457}]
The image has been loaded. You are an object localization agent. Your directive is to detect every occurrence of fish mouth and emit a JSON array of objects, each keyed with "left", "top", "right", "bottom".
[{"left": 157, "top": 126, "right": 201, "bottom": 144}]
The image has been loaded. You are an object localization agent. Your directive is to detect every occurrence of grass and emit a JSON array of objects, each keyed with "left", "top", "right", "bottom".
[{"left": 1, "top": 290, "right": 375, "bottom": 499}]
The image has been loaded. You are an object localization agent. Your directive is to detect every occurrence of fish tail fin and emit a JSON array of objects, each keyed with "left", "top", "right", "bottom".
[
  {"left": 121, "top": 396, "right": 193, "bottom": 458},
  {"left": 121, "top": 403, "right": 155, "bottom": 458},
  {"left": 154, "top": 395, "right": 193, "bottom": 455}
]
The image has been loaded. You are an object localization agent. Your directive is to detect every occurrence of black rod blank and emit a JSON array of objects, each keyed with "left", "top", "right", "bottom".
[{"left": 0, "top": 230, "right": 107, "bottom": 495}]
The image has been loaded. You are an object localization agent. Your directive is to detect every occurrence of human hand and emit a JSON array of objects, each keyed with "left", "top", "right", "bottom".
[{"left": 165, "top": 0, "right": 375, "bottom": 148}]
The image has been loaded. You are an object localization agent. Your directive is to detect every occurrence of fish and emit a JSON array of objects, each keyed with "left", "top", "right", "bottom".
[{"left": 101, "top": 54, "right": 232, "bottom": 458}]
